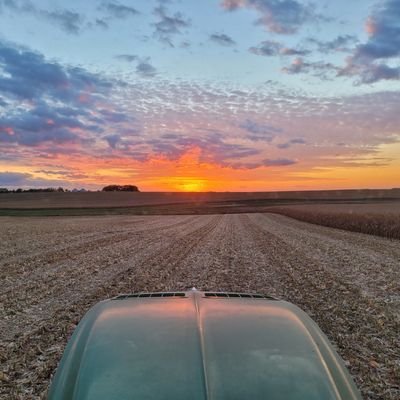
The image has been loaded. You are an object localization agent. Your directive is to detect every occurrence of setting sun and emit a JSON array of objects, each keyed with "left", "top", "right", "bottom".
[{"left": 177, "top": 179, "right": 207, "bottom": 192}]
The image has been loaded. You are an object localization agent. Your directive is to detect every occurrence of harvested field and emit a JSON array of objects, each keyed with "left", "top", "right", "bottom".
[
  {"left": 268, "top": 202, "right": 400, "bottom": 215},
  {"left": 0, "top": 189, "right": 399, "bottom": 209},
  {"left": 266, "top": 203, "right": 400, "bottom": 239},
  {"left": 1, "top": 214, "right": 399, "bottom": 399}
]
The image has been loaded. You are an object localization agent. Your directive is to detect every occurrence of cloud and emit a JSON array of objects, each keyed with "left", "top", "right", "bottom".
[
  {"left": 145, "top": 130, "right": 262, "bottom": 165},
  {"left": 0, "top": 0, "right": 22, "bottom": 12},
  {"left": 287, "top": 137, "right": 306, "bottom": 144},
  {"left": 249, "top": 40, "right": 281, "bottom": 56},
  {"left": 339, "top": 62, "right": 400, "bottom": 85},
  {"left": 276, "top": 137, "right": 306, "bottom": 148},
  {"left": 180, "top": 40, "right": 191, "bottom": 48},
  {"left": 42, "top": 9, "right": 83, "bottom": 34},
  {"left": 1, "top": 40, "right": 399, "bottom": 181},
  {"left": 0, "top": 104, "right": 88, "bottom": 146},
  {"left": 0, "top": 171, "right": 32, "bottom": 186},
  {"left": 0, "top": 1, "right": 140, "bottom": 34},
  {"left": 104, "top": 134, "right": 121, "bottom": 149},
  {"left": 34, "top": 169, "right": 88, "bottom": 178},
  {"left": 153, "top": 4, "right": 191, "bottom": 46},
  {"left": 307, "top": 35, "right": 358, "bottom": 54},
  {"left": 99, "top": 109, "right": 130, "bottom": 123},
  {"left": 115, "top": 54, "right": 138, "bottom": 62},
  {"left": 116, "top": 54, "right": 157, "bottom": 79},
  {"left": 0, "top": 41, "right": 112, "bottom": 104},
  {"left": 100, "top": 1, "right": 139, "bottom": 19},
  {"left": 0, "top": 0, "right": 85, "bottom": 34},
  {"left": 230, "top": 157, "right": 296, "bottom": 169},
  {"left": 338, "top": 0, "right": 400, "bottom": 84},
  {"left": 114, "top": 81, "right": 400, "bottom": 172},
  {"left": 356, "top": 1, "right": 400, "bottom": 61},
  {"left": 239, "top": 118, "right": 282, "bottom": 141},
  {"left": 0, "top": 41, "right": 137, "bottom": 151},
  {"left": 281, "top": 57, "right": 305, "bottom": 73},
  {"left": 95, "top": 18, "right": 109, "bottom": 29},
  {"left": 221, "top": 0, "right": 317, "bottom": 34},
  {"left": 279, "top": 46, "right": 310, "bottom": 56},
  {"left": 103, "top": 129, "right": 140, "bottom": 151},
  {"left": 282, "top": 57, "right": 338, "bottom": 78},
  {"left": 0, "top": 171, "right": 86, "bottom": 188},
  {"left": 263, "top": 158, "right": 296, "bottom": 166},
  {"left": 249, "top": 40, "right": 309, "bottom": 56},
  {"left": 209, "top": 33, "right": 236, "bottom": 46},
  {"left": 136, "top": 60, "right": 158, "bottom": 78}
]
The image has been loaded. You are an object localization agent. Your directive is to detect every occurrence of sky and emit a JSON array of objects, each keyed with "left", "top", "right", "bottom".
[{"left": 0, "top": 0, "right": 399, "bottom": 191}]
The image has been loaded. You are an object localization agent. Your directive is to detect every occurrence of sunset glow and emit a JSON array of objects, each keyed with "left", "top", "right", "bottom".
[{"left": 0, "top": 0, "right": 399, "bottom": 191}]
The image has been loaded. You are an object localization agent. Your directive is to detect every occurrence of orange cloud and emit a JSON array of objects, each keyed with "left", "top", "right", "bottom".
[
  {"left": 3, "top": 141, "right": 399, "bottom": 192},
  {"left": 365, "top": 17, "right": 377, "bottom": 36}
]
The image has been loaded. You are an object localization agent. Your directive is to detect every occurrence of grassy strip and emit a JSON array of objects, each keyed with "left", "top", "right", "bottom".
[
  {"left": 267, "top": 207, "right": 400, "bottom": 240},
  {"left": 0, "top": 206, "right": 197, "bottom": 217},
  {"left": 0, "top": 200, "right": 317, "bottom": 216},
  {"left": 0, "top": 204, "right": 248, "bottom": 217}
]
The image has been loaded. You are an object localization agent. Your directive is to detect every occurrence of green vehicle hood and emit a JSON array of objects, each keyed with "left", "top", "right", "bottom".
[{"left": 48, "top": 290, "right": 361, "bottom": 400}]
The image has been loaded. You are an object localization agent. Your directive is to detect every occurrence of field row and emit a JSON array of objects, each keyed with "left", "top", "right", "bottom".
[
  {"left": 266, "top": 203, "right": 400, "bottom": 239},
  {"left": 0, "top": 214, "right": 399, "bottom": 399}
]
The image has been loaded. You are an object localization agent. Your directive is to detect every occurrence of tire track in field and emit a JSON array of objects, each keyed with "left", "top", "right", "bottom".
[
  {"left": 92, "top": 214, "right": 223, "bottom": 295},
  {"left": 167, "top": 214, "right": 287, "bottom": 294}
]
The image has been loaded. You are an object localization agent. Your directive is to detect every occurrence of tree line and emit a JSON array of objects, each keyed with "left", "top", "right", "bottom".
[
  {"left": 0, "top": 185, "right": 140, "bottom": 193},
  {"left": 0, "top": 187, "right": 67, "bottom": 193},
  {"left": 101, "top": 185, "right": 139, "bottom": 192}
]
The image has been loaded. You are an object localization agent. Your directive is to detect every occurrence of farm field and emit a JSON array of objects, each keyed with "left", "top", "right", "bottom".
[
  {"left": 266, "top": 202, "right": 400, "bottom": 239},
  {"left": 269, "top": 202, "right": 400, "bottom": 215},
  {"left": 1, "top": 214, "right": 399, "bottom": 399},
  {"left": 0, "top": 188, "right": 399, "bottom": 210}
]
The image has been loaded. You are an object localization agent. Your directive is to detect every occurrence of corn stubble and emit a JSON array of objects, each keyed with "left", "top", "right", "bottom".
[
  {"left": 0, "top": 213, "right": 399, "bottom": 399},
  {"left": 267, "top": 207, "right": 400, "bottom": 239}
]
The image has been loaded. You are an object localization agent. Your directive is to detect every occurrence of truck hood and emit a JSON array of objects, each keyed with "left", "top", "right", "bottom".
[{"left": 48, "top": 290, "right": 361, "bottom": 400}]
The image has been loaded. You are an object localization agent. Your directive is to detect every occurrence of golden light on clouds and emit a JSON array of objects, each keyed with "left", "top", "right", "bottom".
[{"left": 1, "top": 140, "right": 399, "bottom": 192}]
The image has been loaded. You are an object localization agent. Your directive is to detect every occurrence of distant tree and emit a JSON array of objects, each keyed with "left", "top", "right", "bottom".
[
  {"left": 26, "top": 188, "right": 57, "bottom": 192},
  {"left": 102, "top": 185, "right": 118, "bottom": 192},
  {"left": 11, "top": 187, "right": 68, "bottom": 193},
  {"left": 102, "top": 185, "right": 140, "bottom": 192},
  {"left": 121, "top": 185, "right": 140, "bottom": 192}
]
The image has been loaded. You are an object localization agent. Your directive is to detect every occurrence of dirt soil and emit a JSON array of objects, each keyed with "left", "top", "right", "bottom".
[
  {"left": 0, "top": 214, "right": 399, "bottom": 399},
  {"left": 0, "top": 189, "right": 399, "bottom": 209}
]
